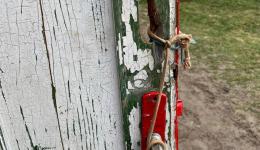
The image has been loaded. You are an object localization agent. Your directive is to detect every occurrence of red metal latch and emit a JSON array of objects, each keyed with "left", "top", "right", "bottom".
[{"left": 141, "top": 91, "right": 167, "bottom": 150}]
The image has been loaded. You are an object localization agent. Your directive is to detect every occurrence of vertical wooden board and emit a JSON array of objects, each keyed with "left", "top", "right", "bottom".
[
  {"left": 0, "top": 0, "right": 124, "bottom": 150},
  {"left": 113, "top": 0, "right": 177, "bottom": 149}
]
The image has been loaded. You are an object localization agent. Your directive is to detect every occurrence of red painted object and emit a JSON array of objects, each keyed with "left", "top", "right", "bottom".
[
  {"left": 175, "top": 0, "right": 181, "bottom": 150},
  {"left": 176, "top": 99, "right": 183, "bottom": 116},
  {"left": 141, "top": 91, "right": 167, "bottom": 150}
]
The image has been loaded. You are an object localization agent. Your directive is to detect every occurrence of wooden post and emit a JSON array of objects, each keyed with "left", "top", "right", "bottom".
[
  {"left": 113, "top": 0, "right": 177, "bottom": 149},
  {"left": 0, "top": 0, "right": 124, "bottom": 149},
  {"left": 0, "top": 0, "right": 177, "bottom": 149}
]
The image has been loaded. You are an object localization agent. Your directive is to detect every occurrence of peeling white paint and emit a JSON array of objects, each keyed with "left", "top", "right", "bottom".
[
  {"left": 121, "top": 0, "right": 138, "bottom": 22},
  {"left": 134, "top": 70, "right": 148, "bottom": 80},
  {"left": 126, "top": 89, "right": 130, "bottom": 95},
  {"left": 169, "top": 0, "right": 177, "bottom": 66},
  {"left": 117, "top": 0, "right": 177, "bottom": 149},
  {"left": 148, "top": 50, "right": 155, "bottom": 70},
  {"left": 128, "top": 81, "right": 135, "bottom": 90},
  {"left": 133, "top": 70, "right": 148, "bottom": 88},
  {"left": 128, "top": 106, "right": 141, "bottom": 150},
  {"left": 0, "top": 0, "right": 124, "bottom": 149},
  {"left": 122, "top": 38, "right": 155, "bottom": 73},
  {"left": 169, "top": 0, "right": 176, "bottom": 35},
  {"left": 117, "top": 33, "right": 123, "bottom": 65},
  {"left": 120, "top": 0, "right": 154, "bottom": 73},
  {"left": 170, "top": 80, "right": 177, "bottom": 149}
]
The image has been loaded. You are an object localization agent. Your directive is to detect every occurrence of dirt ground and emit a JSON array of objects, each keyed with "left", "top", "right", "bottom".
[{"left": 178, "top": 64, "right": 260, "bottom": 150}]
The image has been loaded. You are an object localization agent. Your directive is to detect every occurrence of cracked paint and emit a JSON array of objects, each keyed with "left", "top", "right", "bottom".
[
  {"left": 133, "top": 70, "right": 148, "bottom": 88},
  {"left": 114, "top": 0, "right": 177, "bottom": 149},
  {"left": 0, "top": 0, "right": 124, "bottom": 149},
  {"left": 120, "top": 0, "right": 154, "bottom": 73},
  {"left": 128, "top": 106, "right": 141, "bottom": 150}
]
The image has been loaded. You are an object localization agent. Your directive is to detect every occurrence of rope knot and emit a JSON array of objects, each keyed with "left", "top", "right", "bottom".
[
  {"left": 165, "top": 40, "right": 172, "bottom": 48},
  {"left": 147, "top": 27, "right": 192, "bottom": 69}
]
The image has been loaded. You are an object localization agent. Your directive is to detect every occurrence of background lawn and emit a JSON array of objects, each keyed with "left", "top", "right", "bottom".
[{"left": 181, "top": 0, "right": 260, "bottom": 117}]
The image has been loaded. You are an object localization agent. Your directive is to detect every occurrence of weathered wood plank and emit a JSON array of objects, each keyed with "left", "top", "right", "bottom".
[
  {"left": 0, "top": 0, "right": 124, "bottom": 149},
  {"left": 113, "top": 0, "right": 177, "bottom": 149}
]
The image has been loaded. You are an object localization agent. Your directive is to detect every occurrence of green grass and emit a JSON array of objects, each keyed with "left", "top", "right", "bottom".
[{"left": 180, "top": 0, "right": 260, "bottom": 115}]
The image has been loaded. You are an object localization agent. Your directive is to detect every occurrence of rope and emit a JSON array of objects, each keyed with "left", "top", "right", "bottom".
[
  {"left": 146, "top": 27, "right": 191, "bottom": 150},
  {"left": 147, "top": 139, "right": 167, "bottom": 150}
]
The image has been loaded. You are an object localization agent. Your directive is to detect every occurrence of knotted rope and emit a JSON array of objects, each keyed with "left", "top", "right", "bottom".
[{"left": 146, "top": 27, "right": 191, "bottom": 150}]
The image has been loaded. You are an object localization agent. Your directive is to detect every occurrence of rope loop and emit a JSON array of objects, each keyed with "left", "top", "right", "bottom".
[{"left": 147, "top": 139, "right": 167, "bottom": 150}]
